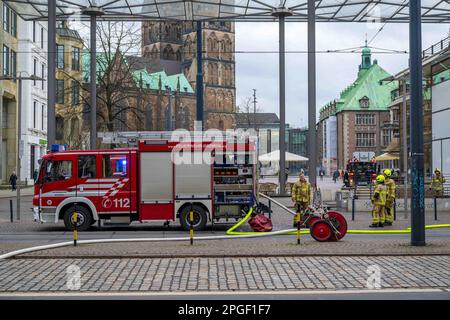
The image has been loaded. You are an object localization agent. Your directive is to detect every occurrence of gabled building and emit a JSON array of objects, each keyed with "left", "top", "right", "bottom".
[{"left": 318, "top": 45, "right": 398, "bottom": 174}]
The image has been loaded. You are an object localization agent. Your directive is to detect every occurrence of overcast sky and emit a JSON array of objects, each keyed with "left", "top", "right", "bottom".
[{"left": 235, "top": 22, "right": 450, "bottom": 128}]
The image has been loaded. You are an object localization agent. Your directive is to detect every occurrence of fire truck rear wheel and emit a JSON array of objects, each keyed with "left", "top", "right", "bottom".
[
  {"left": 63, "top": 205, "right": 93, "bottom": 232},
  {"left": 179, "top": 205, "right": 208, "bottom": 231}
]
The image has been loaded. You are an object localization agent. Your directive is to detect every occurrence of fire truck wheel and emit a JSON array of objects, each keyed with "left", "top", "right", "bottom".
[
  {"left": 179, "top": 205, "right": 208, "bottom": 231},
  {"left": 63, "top": 206, "right": 93, "bottom": 231}
]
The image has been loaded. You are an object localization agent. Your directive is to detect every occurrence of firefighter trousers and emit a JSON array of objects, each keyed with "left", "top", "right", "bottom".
[
  {"left": 294, "top": 202, "right": 309, "bottom": 225},
  {"left": 372, "top": 204, "right": 385, "bottom": 224},
  {"left": 384, "top": 203, "right": 394, "bottom": 223}
]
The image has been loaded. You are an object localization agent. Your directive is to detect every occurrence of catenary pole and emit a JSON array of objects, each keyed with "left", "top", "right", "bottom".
[
  {"left": 409, "top": 0, "right": 425, "bottom": 246},
  {"left": 308, "top": 0, "right": 317, "bottom": 189},
  {"left": 47, "top": 0, "right": 56, "bottom": 148}
]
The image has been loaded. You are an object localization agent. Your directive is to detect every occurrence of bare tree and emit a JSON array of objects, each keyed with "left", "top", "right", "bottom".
[
  {"left": 64, "top": 21, "right": 146, "bottom": 136},
  {"left": 237, "top": 96, "right": 263, "bottom": 129}
]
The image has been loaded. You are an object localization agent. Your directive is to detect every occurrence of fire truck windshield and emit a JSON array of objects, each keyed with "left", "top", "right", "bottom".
[{"left": 42, "top": 160, "right": 73, "bottom": 182}]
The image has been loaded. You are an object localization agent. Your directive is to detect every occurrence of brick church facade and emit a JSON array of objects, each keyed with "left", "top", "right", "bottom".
[{"left": 142, "top": 21, "right": 236, "bottom": 130}]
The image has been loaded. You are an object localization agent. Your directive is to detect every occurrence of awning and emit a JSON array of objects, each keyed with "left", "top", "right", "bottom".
[
  {"left": 374, "top": 153, "right": 400, "bottom": 161},
  {"left": 259, "top": 150, "right": 308, "bottom": 162}
]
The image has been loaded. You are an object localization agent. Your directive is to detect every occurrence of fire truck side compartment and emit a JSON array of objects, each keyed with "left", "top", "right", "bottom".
[{"left": 139, "top": 152, "right": 174, "bottom": 220}]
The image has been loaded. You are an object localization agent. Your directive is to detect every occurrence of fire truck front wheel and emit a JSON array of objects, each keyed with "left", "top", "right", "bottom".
[
  {"left": 179, "top": 205, "right": 208, "bottom": 231},
  {"left": 63, "top": 205, "right": 93, "bottom": 231}
]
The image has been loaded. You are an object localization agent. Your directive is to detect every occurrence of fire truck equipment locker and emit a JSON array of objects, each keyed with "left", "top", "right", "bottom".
[{"left": 139, "top": 152, "right": 174, "bottom": 220}]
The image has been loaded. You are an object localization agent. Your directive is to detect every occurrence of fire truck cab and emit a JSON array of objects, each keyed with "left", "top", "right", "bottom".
[{"left": 33, "top": 139, "right": 256, "bottom": 231}]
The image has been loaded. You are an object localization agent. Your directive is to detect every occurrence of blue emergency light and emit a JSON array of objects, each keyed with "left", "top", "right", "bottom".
[{"left": 51, "top": 144, "right": 68, "bottom": 153}]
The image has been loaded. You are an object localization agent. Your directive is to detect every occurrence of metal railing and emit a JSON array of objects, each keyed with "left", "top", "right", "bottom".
[{"left": 422, "top": 36, "right": 450, "bottom": 59}]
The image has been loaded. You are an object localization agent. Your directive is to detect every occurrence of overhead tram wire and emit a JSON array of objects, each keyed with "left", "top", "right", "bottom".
[{"left": 1, "top": 49, "right": 409, "bottom": 55}]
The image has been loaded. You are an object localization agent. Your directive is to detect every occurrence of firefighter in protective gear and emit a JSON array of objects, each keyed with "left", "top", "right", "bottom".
[
  {"left": 383, "top": 169, "right": 396, "bottom": 226},
  {"left": 430, "top": 168, "right": 446, "bottom": 197},
  {"left": 370, "top": 175, "right": 387, "bottom": 228},
  {"left": 292, "top": 173, "right": 311, "bottom": 226}
]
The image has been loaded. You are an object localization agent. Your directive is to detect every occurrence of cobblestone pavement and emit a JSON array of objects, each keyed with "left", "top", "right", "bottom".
[{"left": 0, "top": 256, "right": 449, "bottom": 292}]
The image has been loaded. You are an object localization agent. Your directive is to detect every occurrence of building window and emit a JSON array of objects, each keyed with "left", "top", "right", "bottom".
[
  {"left": 355, "top": 114, "right": 375, "bottom": 125},
  {"left": 3, "top": 4, "right": 10, "bottom": 32},
  {"left": 356, "top": 133, "right": 376, "bottom": 147},
  {"left": 33, "top": 101, "right": 37, "bottom": 128},
  {"left": 41, "top": 27, "right": 44, "bottom": 49},
  {"left": 382, "top": 129, "right": 391, "bottom": 147},
  {"left": 10, "top": 49, "right": 16, "bottom": 78},
  {"left": 71, "top": 47, "right": 80, "bottom": 71},
  {"left": 33, "top": 21, "right": 36, "bottom": 42},
  {"left": 56, "top": 80, "right": 65, "bottom": 104},
  {"left": 359, "top": 96, "right": 370, "bottom": 108},
  {"left": 57, "top": 45, "right": 65, "bottom": 69},
  {"left": 71, "top": 81, "right": 80, "bottom": 105},
  {"left": 42, "top": 105, "right": 45, "bottom": 131},
  {"left": 11, "top": 11, "right": 17, "bottom": 37},
  {"left": 3, "top": 45, "right": 10, "bottom": 76},
  {"left": 33, "top": 59, "right": 37, "bottom": 86},
  {"left": 55, "top": 115, "right": 64, "bottom": 140},
  {"left": 41, "top": 63, "right": 45, "bottom": 90}
]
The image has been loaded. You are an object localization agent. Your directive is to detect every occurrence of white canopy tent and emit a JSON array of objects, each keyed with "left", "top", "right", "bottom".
[{"left": 259, "top": 150, "right": 308, "bottom": 163}]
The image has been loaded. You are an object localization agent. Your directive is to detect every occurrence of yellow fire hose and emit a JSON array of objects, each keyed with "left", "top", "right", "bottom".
[{"left": 226, "top": 206, "right": 450, "bottom": 236}]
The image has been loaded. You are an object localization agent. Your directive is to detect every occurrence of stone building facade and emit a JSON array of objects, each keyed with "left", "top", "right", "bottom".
[
  {"left": 317, "top": 46, "right": 398, "bottom": 173},
  {"left": 54, "top": 21, "right": 85, "bottom": 149},
  {"left": 0, "top": 1, "right": 18, "bottom": 182},
  {"left": 142, "top": 21, "right": 236, "bottom": 130}
]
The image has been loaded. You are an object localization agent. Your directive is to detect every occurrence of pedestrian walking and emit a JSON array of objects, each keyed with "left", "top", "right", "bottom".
[
  {"left": 332, "top": 169, "right": 339, "bottom": 183},
  {"left": 9, "top": 171, "right": 17, "bottom": 191},
  {"left": 319, "top": 169, "right": 324, "bottom": 181}
]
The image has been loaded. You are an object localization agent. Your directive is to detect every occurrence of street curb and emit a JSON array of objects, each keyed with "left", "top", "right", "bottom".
[{"left": 8, "top": 253, "right": 450, "bottom": 259}]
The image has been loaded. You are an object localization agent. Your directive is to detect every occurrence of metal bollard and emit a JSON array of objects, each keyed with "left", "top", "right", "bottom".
[
  {"left": 434, "top": 196, "right": 438, "bottom": 221},
  {"left": 268, "top": 199, "right": 272, "bottom": 219},
  {"left": 9, "top": 199, "right": 13, "bottom": 223},
  {"left": 351, "top": 196, "right": 355, "bottom": 221},
  {"left": 189, "top": 204, "right": 194, "bottom": 245},
  {"left": 73, "top": 204, "right": 77, "bottom": 247},
  {"left": 393, "top": 199, "right": 397, "bottom": 221}
]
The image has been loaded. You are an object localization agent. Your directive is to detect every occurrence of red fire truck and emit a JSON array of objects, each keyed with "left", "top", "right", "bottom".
[
  {"left": 33, "top": 139, "right": 257, "bottom": 231},
  {"left": 346, "top": 158, "right": 377, "bottom": 186}
]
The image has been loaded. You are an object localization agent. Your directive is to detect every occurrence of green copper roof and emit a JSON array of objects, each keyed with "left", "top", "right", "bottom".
[
  {"left": 82, "top": 50, "right": 193, "bottom": 93},
  {"left": 321, "top": 63, "right": 397, "bottom": 114}
]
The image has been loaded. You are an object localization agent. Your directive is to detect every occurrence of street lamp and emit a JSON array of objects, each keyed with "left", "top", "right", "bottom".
[{"left": 0, "top": 73, "right": 44, "bottom": 221}]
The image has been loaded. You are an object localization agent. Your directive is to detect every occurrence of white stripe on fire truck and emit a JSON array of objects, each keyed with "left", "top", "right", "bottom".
[{"left": 85, "top": 179, "right": 119, "bottom": 183}]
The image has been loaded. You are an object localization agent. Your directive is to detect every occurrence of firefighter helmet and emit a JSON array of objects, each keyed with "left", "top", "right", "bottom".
[
  {"left": 383, "top": 169, "right": 392, "bottom": 177},
  {"left": 435, "top": 168, "right": 441, "bottom": 174},
  {"left": 376, "top": 175, "right": 385, "bottom": 184}
]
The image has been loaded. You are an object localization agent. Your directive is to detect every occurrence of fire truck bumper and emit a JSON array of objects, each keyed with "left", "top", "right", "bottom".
[{"left": 33, "top": 206, "right": 57, "bottom": 224}]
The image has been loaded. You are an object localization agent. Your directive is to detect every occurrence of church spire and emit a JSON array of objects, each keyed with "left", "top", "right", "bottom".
[{"left": 359, "top": 38, "right": 372, "bottom": 71}]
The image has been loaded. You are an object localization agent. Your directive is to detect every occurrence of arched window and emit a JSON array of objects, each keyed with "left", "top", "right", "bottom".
[
  {"left": 163, "top": 45, "right": 175, "bottom": 60},
  {"left": 151, "top": 46, "right": 158, "bottom": 59}
]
